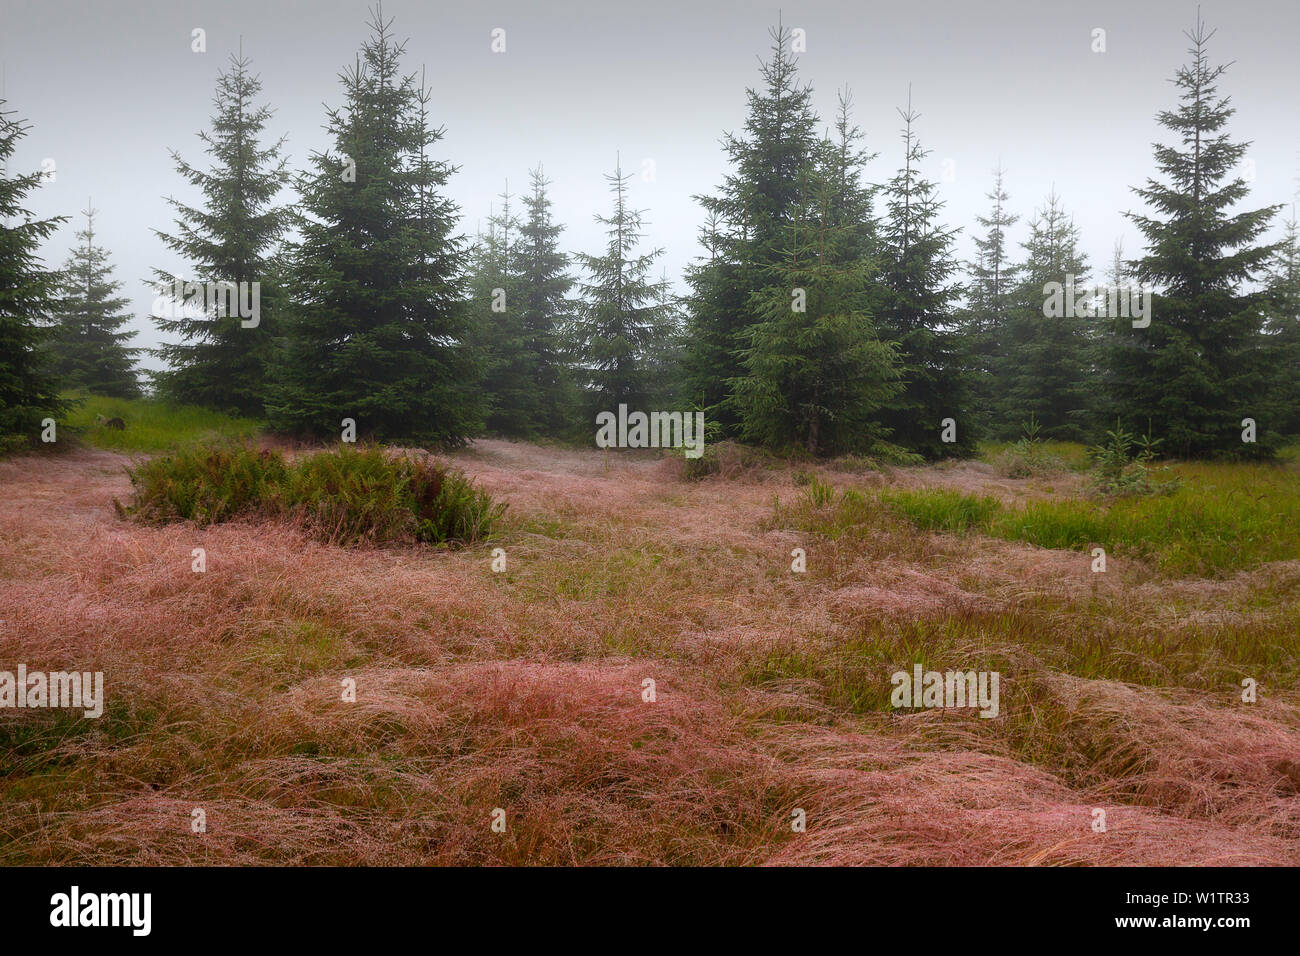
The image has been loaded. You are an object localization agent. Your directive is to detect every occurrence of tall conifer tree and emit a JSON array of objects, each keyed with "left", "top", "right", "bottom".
[
  {"left": 151, "top": 50, "right": 289, "bottom": 415},
  {"left": 874, "top": 97, "right": 971, "bottom": 458},
  {"left": 0, "top": 102, "right": 66, "bottom": 448},
  {"left": 998, "top": 191, "right": 1093, "bottom": 439},
  {"left": 468, "top": 184, "right": 533, "bottom": 436},
  {"left": 270, "top": 11, "right": 480, "bottom": 444},
  {"left": 959, "top": 167, "right": 1019, "bottom": 433},
  {"left": 1263, "top": 210, "right": 1300, "bottom": 437},
  {"left": 730, "top": 103, "right": 899, "bottom": 456},
  {"left": 517, "top": 166, "right": 579, "bottom": 435},
  {"left": 1105, "top": 16, "right": 1280, "bottom": 457},
  {"left": 48, "top": 204, "right": 140, "bottom": 397},
  {"left": 682, "top": 22, "right": 820, "bottom": 429},
  {"left": 572, "top": 162, "right": 674, "bottom": 417}
]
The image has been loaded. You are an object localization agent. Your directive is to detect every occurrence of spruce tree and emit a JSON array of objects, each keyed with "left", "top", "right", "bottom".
[
  {"left": 0, "top": 102, "right": 67, "bottom": 449},
  {"left": 517, "top": 166, "right": 579, "bottom": 435},
  {"left": 1107, "top": 239, "right": 1129, "bottom": 303},
  {"left": 959, "top": 166, "right": 1019, "bottom": 434},
  {"left": 874, "top": 97, "right": 971, "bottom": 458},
  {"left": 151, "top": 50, "right": 289, "bottom": 416},
  {"left": 48, "top": 203, "right": 140, "bottom": 397},
  {"left": 1093, "top": 238, "right": 1131, "bottom": 434},
  {"left": 269, "top": 13, "right": 480, "bottom": 444},
  {"left": 644, "top": 265, "right": 685, "bottom": 410},
  {"left": 1263, "top": 210, "right": 1300, "bottom": 437},
  {"left": 730, "top": 112, "right": 899, "bottom": 456},
  {"left": 572, "top": 162, "right": 674, "bottom": 417},
  {"left": 468, "top": 183, "right": 534, "bottom": 436},
  {"left": 998, "top": 191, "right": 1094, "bottom": 440},
  {"left": 820, "top": 89, "right": 879, "bottom": 264},
  {"left": 682, "top": 22, "right": 820, "bottom": 429},
  {"left": 1105, "top": 15, "right": 1280, "bottom": 458}
]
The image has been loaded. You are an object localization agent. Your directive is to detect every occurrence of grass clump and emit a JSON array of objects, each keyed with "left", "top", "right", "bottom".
[
  {"left": 800, "top": 474, "right": 836, "bottom": 507},
  {"left": 881, "top": 487, "right": 1000, "bottom": 533},
  {"left": 119, "top": 442, "right": 504, "bottom": 546},
  {"left": 677, "top": 440, "right": 767, "bottom": 481},
  {"left": 770, "top": 484, "right": 874, "bottom": 541}
]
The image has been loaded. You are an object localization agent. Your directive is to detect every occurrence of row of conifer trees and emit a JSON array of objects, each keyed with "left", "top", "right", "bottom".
[{"left": 4, "top": 12, "right": 1298, "bottom": 459}]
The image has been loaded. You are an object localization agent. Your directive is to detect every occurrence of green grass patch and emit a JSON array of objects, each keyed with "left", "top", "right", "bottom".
[
  {"left": 980, "top": 439, "right": 1090, "bottom": 472},
  {"left": 881, "top": 488, "right": 1001, "bottom": 533},
  {"left": 743, "top": 624, "right": 1014, "bottom": 716},
  {"left": 64, "top": 393, "right": 262, "bottom": 453},
  {"left": 741, "top": 607, "right": 1299, "bottom": 757},
  {"left": 870, "top": 462, "right": 1300, "bottom": 576},
  {"left": 239, "top": 622, "right": 362, "bottom": 690},
  {"left": 769, "top": 485, "right": 889, "bottom": 542}
]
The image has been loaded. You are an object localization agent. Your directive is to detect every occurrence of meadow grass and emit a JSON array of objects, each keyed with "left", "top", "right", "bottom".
[
  {"left": 869, "top": 459, "right": 1300, "bottom": 576},
  {"left": 979, "top": 439, "right": 1091, "bottom": 472},
  {"left": 2, "top": 434, "right": 1298, "bottom": 865},
  {"left": 63, "top": 392, "right": 262, "bottom": 453}
]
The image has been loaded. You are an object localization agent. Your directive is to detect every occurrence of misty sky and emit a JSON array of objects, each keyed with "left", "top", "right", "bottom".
[{"left": 3, "top": 0, "right": 1298, "bottom": 373}]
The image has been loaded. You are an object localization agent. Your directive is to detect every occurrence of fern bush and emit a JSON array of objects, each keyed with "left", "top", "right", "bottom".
[
  {"left": 118, "top": 444, "right": 288, "bottom": 524},
  {"left": 406, "top": 455, "right": 506, "bottom": 544},
  {"left": 119, "top": 443, "right": 504, "bottom": 546},
  {"left": 277, "top": 445, "right": 419, "bottom": 544},
  {"left": 677, "top": 440, "right": 767, "bottom": 481}
]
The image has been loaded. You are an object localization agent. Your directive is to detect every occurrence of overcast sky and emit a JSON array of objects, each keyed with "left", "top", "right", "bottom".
[{"left": 3, "top": 0, "right": 1298, "bottom": 372}]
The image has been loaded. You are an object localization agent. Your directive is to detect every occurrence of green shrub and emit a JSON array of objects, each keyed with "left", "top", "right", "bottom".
[
  {"left": 119, "top": 442, "right": 504, "bottom": 546},
  {"left": 993, "top": 416, "right": 1071, "bottom": 478},
  {"left": 1088, "top": 420, "right": 1180, "bottom": 497},
  {"left": 0, "top": 433, "right": 31, "bottom": 458},
  {"left": 860, "top": 441, "right": 925, "bottom": 468},
  {"left": 277, "top": 445, "right": 419, "bottom": 544},
  {"left": 406, "top": 455, "right": 507, "bottom": 544}
]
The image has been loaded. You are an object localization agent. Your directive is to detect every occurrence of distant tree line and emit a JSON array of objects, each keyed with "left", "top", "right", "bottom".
[{"left": 2, "top": 12, "right": 1297, "bottom": 459}]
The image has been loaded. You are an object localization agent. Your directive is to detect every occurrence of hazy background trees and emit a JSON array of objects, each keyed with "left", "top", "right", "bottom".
[{"left": 2, "top": 12, "right": 1297, "bottom": 462}]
